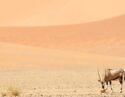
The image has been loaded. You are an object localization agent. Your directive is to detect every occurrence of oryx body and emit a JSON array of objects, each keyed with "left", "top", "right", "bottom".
[{"left": 98, "top": 68, "right": 125, "bottom": 93}]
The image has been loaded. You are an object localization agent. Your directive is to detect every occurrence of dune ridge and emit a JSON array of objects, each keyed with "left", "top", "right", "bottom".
[
  {"left": 0, "top": 15, "right": 125, "bottom": 57},
  {"left": 0, "top": 0, "right": 125, "bottom": 26}
]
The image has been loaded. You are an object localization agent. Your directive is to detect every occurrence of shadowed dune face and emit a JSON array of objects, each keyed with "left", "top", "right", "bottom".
[{"left": 0, "top": 15, "right": 125, "bottom": 57}]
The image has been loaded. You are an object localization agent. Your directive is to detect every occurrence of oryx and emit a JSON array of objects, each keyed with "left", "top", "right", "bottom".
[{"left": 98, "top": 68, "right": 125, "bottom": 93}]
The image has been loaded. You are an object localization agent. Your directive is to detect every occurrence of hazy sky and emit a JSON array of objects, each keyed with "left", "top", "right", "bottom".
[{"left": 0, "top": 0, "right": 125, "bottom": 26}]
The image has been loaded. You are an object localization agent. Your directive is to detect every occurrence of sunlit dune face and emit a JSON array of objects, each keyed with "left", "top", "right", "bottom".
[
  {"left": 0, "top": 0, "right": 125, "bottom": 26},
  {"left": 0, "top": 42, "right": 124, "bottom": 70}
]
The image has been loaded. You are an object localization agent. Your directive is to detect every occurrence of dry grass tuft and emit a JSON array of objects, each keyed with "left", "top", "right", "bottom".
[
  {"left": 100, "top": 89, "right": 106, "bottom": 93},
  {"left": 1, "top": 91, "right": 7, "bottom": 97},
  {"left": 7, "top": 86, "right": 21, "bottom": 97}
]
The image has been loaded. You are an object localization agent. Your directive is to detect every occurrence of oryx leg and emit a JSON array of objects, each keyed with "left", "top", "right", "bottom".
[
  {"left": 119, "top": 77, "right": 123, "bottom": 93},
  {"left": 105, "top": 81, "right": 108, "bottom": 90},
  {"left": 109, "top": 81, "right": 113, "bottom": 92}
]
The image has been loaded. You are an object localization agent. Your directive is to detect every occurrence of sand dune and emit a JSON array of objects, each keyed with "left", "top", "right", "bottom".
[
  {"left": 0, "top": 42, "right": 125, "bottom": 70},
  {"left": 0, "top": 15, "right": 125, "bottom": 57},
  {"left": 0, "top": 15, "right": 125, "bottom": 70},
  {"left": 0, "top": 0, "right": 125, "bottom": 26}
]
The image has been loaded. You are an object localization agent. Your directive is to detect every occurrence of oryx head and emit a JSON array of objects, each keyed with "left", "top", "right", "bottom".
[{"left": 97, "top": 70, "right": 105, "bottom": 90}]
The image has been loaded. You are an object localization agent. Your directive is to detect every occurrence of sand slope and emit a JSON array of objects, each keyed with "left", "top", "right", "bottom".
[
  {"left": 0, "top": 15, "right": 125, "bottom": 57},
  {"left": 0, "top": 42, "right": 125, "bottom": 70}
]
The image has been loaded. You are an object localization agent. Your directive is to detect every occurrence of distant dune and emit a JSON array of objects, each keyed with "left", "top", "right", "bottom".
[
  {"left": 0, "top": 15, "right": 125, "bottom": 57},
  {"left": 0, "top": 15, "right": 125, "bottom": 70},
  {"left": 0, "top": 0, "right": 125, "bottom": 26}
]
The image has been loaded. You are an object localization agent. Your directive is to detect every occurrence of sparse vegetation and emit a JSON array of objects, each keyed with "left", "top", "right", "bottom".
[
  {"left": 1, "top": 91, "right": 7, "bottom": 97},
  {"left": 7, "top": 86, "right": 20, "bottom": 97},
  {"left": 100, "top": 89, "right": 106, "bottom": 93},
  {"left": 0, "top": 71, "right": 123, "bottom": 97}
]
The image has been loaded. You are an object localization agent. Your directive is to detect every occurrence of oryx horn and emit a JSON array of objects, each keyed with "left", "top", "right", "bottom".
[{"left": 97, "top": 69, "right": 101, "bottom": 81}]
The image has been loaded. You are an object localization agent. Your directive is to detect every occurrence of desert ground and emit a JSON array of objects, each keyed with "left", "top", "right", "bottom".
[
  {"left": 0, "top": 41, "right": 124, "bottom": 97},
  {"left": 0, "top": 69, "right": 125, "bottom": 97}
]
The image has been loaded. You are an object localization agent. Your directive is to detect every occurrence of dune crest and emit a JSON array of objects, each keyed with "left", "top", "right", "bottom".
[
  {"left": 0, "top": 15, "right": 125, "bottom": 57},
  {"left": 0, "top": 0, "right": 125, "bottom": 26}
]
